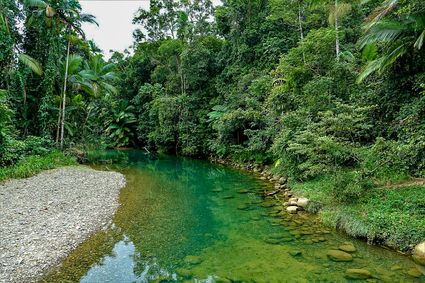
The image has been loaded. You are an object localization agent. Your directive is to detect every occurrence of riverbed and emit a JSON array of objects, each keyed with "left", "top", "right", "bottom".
[{"left": 42, "top": 150, "right": 423, "bottom": 282}]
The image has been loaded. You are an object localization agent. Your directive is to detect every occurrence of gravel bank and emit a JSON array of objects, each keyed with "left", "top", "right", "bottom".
[{"left": 0, "top": 167, "right": 126, "bottom": 283}]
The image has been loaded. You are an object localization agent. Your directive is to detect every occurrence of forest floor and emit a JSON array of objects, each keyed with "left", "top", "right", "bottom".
[{"left": 0, "top": 167, "right": 126, "bottom": 283}]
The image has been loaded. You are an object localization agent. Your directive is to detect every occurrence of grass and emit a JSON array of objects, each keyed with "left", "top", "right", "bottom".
[
  {"left": 0, "top": 151, "right": 77, "bottom": 182},
  {"left": 290, "top": 173, "right": 425, "bottom": 252}
]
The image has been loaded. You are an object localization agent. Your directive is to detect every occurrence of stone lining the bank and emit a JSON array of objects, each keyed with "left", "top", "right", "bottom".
[
  {"left": 210, "top": 157, "right": 425, "bottom": 270},
  {"left": 0, "top": 167, "right": 126, "bottom": 283}
]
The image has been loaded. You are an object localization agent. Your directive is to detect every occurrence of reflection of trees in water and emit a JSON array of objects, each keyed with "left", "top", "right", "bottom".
[{"left": 109, "top": 152, "right": 223, "bottom": 279}]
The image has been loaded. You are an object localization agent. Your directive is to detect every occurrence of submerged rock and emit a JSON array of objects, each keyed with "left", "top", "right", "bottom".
[
  {"left": 406, "top": 267, "right": 422, "bottom": 278},
  {"left": 237, "top": 203, "right": 250, "bottom": 210},
  {"left": 345, "top": 268, "right": 372, "bottom": 279},
  {"left": 222, "top": 195, "right": 234, "bottom": 199},
  {"left": 264, "top": 238, "right": 281, "bottom": 245},
  {"left": 184, "top": 255, "right": 202, "bottom": 265},
  {"left": 413, "top": 241, "right": 425, "bottom": 266},
  {"left": 176, "top": 268, "right": 192, "bottom": 278},
  {"left": 237, "top": 189, "right": 250, "bottom": 194},
  {"left": 326, "top": 250, "right": 353, "bottom": 262},
  {"left": 338, "top": 242, "right": 356, "bottom": 253}
]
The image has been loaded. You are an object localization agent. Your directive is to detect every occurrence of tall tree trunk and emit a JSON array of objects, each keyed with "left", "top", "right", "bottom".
[
  {"left": 60, "top": 39, "right": 71, "bottom": 149},
  {"left": 55, "top": 99, "right": 62, "bottom": 143},
  {"left": 335, "top": 0, "right": 340, "bottom": 60},
  {"left": 298, "top": 3, "right": 306, "bottom": 63}
]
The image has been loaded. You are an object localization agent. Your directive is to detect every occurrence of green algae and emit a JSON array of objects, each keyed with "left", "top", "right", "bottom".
[{"left": 42, "top": 150, "right": 424, "bottom": 282}]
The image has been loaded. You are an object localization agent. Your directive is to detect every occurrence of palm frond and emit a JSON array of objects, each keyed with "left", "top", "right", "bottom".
[
  {"left": 365, "top": 0, "right": 398, "bottom": 30},
  {"left": 414, "top": 29, "right": 425, "bottom": 49},
  {"left": 66, "top": 54, "right": 83, "bottom": 75},
  {"left": 24, "top": 0, "right": 47, "bottom": 8},
  {"left": 100, "top": 82, "right": 118, "bottom": 95},
  {"left": 101, "top": 72, "right": 118, "bottom": 81},
  {"left": 19, "top": 54, "right": 43, "bottom": 76},
  {"left": 329, "top": 3, "right": 352, "bottom": 26},
  {"left": 360, "top": 20, "right": 405, "bottom": 48},
  {"left": 357, "top": 43, "right": 407, "bottom": 83},
  {"left": 80, "top": 13, "right": 98, "bottom": 26},
  {"left": 101, "top": 63, "right": 116, "bottom": 74}
]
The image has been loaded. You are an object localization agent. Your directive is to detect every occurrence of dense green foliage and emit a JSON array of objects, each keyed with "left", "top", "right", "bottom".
[{"left": 1, "top": 0, "right": 424, "bottom": 250}]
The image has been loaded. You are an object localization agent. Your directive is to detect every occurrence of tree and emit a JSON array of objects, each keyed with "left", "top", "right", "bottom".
[
  {"left": 328, "top": 0, "right": 352, "bottom": 60},
  {"left": 357, "top": 0, "right": 425, "bottom": 82},
  {"left": 25, "top": 0, "right": 98, "bottom": 148}
]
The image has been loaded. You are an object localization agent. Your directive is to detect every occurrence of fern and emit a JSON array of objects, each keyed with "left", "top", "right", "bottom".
[{"left": 18, "top": 54, "right": 43, "bottom": 76}]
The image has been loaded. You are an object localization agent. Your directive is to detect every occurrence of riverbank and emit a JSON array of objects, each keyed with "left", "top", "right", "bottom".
[
  {"left": 0, "top": 167, "right": 126, "bottom": 283},
  {"left": 210, "top": 157, "right": 425, "bottom": 257}
]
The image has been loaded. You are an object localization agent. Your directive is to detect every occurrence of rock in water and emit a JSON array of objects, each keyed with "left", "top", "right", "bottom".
[
  {"left": 345, "top": 269, "right": 372, "bottom": 279},
  {"left": 326, "top": 250, "right": 353, "bottom": 262},
  {"left": 286, "top": 206, "right": 298, "bottom": 214},
  {"left": 184, "top": 255, "right": 202, "bottom": 265},
  {"left": 413, "top": 241, "right": 425, "bottom": 266},
  {"left": 296, "top": 198, "right": 309, "bottom": 208},
  {"left": 338, "top": 242, "right": 356, "bottom": 253},
  {"left": 406, "top": 267, "right": 422, "bottom": 278}
]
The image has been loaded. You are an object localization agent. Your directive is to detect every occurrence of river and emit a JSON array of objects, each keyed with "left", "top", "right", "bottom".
[{"left": 42, "top": 150, "right": 423, "bottom": 282}]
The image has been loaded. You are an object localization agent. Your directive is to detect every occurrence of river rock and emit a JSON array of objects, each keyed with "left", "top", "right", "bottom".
[
  {"left": 184, "top": 255, "right": 202, "bottom": 265},
  {"left": 406, "top": 267, "right": 422, "bottom": 278},
  {"left": 278, "top": 177, "right": 286, "bottom": 184},
  {"left": 338, "top": 242, "right": 356, "bottom": 253},
  {"left": 413, "top": 241, "right": 425, "bottom": 266},
  {"left": 326, "top": 250, "right": 353, "bottom": 262},
  {"left": 286, "top": 206, "right": 298, "bottom": 214},
  {"left": 237, "top": 189, "right": 250, "bottom": 194},
  {"left": 345, "top": 269, "right": 372, "bottom": 279},
  {"left": 296, "top": 198, "right": 309, "bottom": 208},
  {"left": 176, "top": 268, "right": 192, "bottom": 278}
]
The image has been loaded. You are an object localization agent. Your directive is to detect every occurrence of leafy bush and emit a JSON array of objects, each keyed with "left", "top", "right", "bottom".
[{"left": 0, "top": 136, "right": 54, "bottom": 166}]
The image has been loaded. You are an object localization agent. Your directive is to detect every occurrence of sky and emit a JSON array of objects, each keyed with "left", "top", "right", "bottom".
[
  {"left": 80, "top": 0, "right": 221, "bottom": 59},
  {"left": 80, "top": 1, "right": 149, "bottom": 58}
]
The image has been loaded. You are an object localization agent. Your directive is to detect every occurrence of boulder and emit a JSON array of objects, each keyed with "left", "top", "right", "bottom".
[
  {"left": 296, "top": 198, "right": 309, "bottom": 208},
  {"left": 326, "top": 250, "right": 353, "bottom": 262},
  {"left": 413, "top": 241, "right": 425, "bottom": 266},
  {"left": 278, "top": 177, "right": 286, "bottom": 184},
  {"left": 286, "top": 206, "right": 298, "bottom": 214},
  {"left": 345, "top": 269, "right": 372, "bottom": 279}
]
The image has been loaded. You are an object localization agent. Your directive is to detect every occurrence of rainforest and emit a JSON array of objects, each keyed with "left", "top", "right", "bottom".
[{"left": 0, "top": 0, "right": 424, "bottom": 282}]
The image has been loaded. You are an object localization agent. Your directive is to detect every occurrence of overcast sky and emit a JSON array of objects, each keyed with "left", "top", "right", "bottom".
[
  {"left": 80, "top": 0, "right": 221, "bottom": 59},
  {"left": 80, "top": 1, "right": 149, "bottom": 58}
]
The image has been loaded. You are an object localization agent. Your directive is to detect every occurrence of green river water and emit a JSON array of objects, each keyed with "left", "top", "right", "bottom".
[{"left": 42, "top": 150, "right": 424, "bottom": 282}]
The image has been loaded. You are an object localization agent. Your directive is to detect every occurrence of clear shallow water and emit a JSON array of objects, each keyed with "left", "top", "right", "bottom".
[{"left": 42, "top": 150, "right": 424, "bottom": 282}]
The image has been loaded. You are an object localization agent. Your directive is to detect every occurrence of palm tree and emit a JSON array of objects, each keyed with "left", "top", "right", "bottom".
[
  {"left": 25, "top": 0, "right": 98, "bottom": 148},
  {"left": 357, "top": 0, "right": 425, "bottom": 82},
  {"left": 328, "top": 0, "right": 352, "bottom": 60}
]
